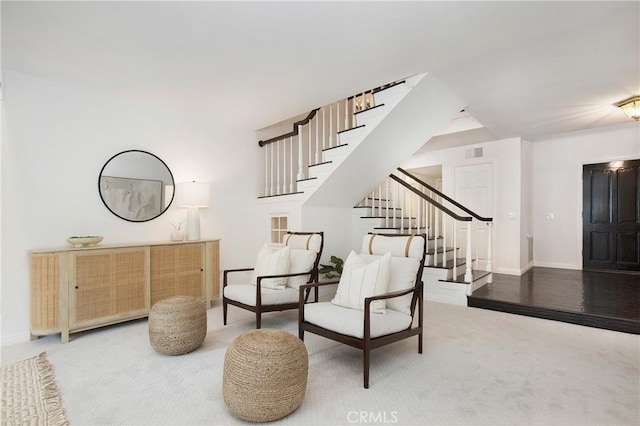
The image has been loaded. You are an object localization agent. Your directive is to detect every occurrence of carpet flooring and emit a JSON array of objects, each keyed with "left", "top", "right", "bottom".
[{"left": 1, "top": 301, "right": 638, "bottom": 425}]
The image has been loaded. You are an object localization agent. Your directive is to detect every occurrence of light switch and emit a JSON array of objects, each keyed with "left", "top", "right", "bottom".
[{"left": 545, "top": 212, "right": 554, "bottom": 220}]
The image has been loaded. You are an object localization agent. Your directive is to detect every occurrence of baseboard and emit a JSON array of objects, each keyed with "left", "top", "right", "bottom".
[
  {"left": 495, "top": 267, "right": 522, "bottom": 275},
  {"left": 533, "top": 261, "right": 580, "bottom": 270},
  {"left": 495, "top": 263, "right": 534, "bottom": 276},
  {"left": 1, "top": 331, "right": 32, "bottom": 347}
]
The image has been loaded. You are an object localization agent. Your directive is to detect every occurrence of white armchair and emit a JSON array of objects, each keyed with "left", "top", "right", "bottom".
[
  {"left": 299, "top": 233, "right": 426, "bottom": 388},
  {"left": 223, "top": 231, "right": 324, "bottom": 328}
]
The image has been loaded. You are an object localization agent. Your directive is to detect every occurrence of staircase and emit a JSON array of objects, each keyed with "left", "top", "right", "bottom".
[
  {"left": 256, "top": 72, "right": 486, "bottom": 304},
  {"left": 353, "top": 168, "right": 493, "bottom": 306},
  {"left": 258, "top": 73, "right": 465, "bottom": 208}
]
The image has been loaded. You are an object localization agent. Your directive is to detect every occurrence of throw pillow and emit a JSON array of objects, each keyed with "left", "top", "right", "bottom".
[
  {"left": 287, "top": 249, "right": 318, "bottom": 290},
  {"left": 331, "top": 251, "right": 391, "bottom": 314},
  {"left": 251, "top": 244, "right": 290, "bottom": 290}
]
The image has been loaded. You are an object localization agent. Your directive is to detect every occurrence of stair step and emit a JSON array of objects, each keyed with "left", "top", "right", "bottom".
[
  {"left": 309, "top": 161, "right": 332, "bottom": 168},
  {"left": 426, "top": 247, "right": 456, "bottom": 255},
  {"left": 440, "top": 270, "right": 491, "bottom": 284},
  {"left": 365, "top": 197, "right": 392, "bottom": 202},
  {"left": 353, "top": 103, "right": 385, "bottom": 116},
  {"left": 353, "top": 104, "right": 387, "bottom": 126},
  {"left": 296, "top": 176, "right": 317, "bottom": 183},
  {"left": 427, "top": 258, "right": 466, "bottom": 269},
  {"left": 322, "top": 144, "right": 348, "bottom": 152},
  {"left": 353, "top": 206, "right": 401, "bottom": 211},
  {"left": 337, "top": 124, "right": 365, "bottom": 135},
  {"left": 257, "top": 191, "right": 303, "bottom": 199}
]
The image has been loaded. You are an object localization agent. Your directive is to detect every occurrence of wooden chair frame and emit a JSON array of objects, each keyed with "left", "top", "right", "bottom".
[
  {"left": 223, "top": 231, "right": 324, "bottom": 329},
  {"left": 298, "top": 233, "right": 426, "bottom": 388}
]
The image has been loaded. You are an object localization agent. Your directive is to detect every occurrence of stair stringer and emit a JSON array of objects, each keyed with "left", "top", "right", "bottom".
[{"left": 302, "top": 73, "right": 466, "bottom": 209}]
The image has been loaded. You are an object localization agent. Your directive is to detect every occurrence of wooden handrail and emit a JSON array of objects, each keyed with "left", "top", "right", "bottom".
[
  {"left": 389, "top": 174, "right": 472, "bottom": 222},
  {"left": 397, "top": 167, "right": 493, "bottom": 222},
  {"left": 258, "top": 79, "right": 406, "bottom": 148},
  {"left": 258, "top": 108, "right": 320, "bottom": 147},
  {"left": 346, "top": 80, "right": 406, "bottom": 101}
]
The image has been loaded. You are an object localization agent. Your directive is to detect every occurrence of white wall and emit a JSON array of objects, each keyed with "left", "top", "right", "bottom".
[
  {"left": 1, "top": 71, "right": 261, "bottom": 345},
  {"left": 521, "top": 139, "right": 534, "bottom": 269},
  {"left": 531, "top": 122, "right": 640, "bottom": 269}
]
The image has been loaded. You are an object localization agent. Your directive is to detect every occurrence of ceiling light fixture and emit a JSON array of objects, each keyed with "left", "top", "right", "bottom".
[{"left": 615, "top": 95, "right": 640, "bottom": 121}]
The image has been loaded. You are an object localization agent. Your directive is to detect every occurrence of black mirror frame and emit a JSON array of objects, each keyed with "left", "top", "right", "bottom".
[{"left": 98, "top": 149, "right": 175, "bottom": 223}]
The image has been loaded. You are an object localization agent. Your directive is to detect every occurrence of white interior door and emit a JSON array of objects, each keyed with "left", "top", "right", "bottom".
[{"left": 455, "top": 163, "right": 493, "bottom": 267}]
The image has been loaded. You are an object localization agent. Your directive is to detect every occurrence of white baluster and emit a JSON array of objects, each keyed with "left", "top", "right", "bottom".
[
  {"left": 385, "top": 178, "right": 390, "bottom": 228},
  {"left": 344, "top": 98, "right": 349, "bottom": 132},
  {"left": 486, "top": 221, "right": 493, "bottom": 282},
  {"left": 270, "top": 143, "right": 275, "bottom": 196},
  {"left": 464, "top": 224, "right": 473, "bottom": 283},
  {"left": 336, "top": 101, "right": 341, "bottom": 135},
  {"left": 264, "top": 143, "right": 269, "bottom": 196},
  {"left": 442, "top": 214, "right": 447, "bottom": 267},
  {"left": 289, "top": 137, "right": 294, "bottom": 193},
  {"left": 315, "top": 114, "right": 320, "bottom": 164},
  {"left": 453, "top": 220, "right": 458, "bottom": 276},
  {"left": 322, "top": 106, "right": 326, "bottom": 151},
  {"left": 308, "top": 120, "right": 312, "bottom": 167},
  {"left": 276, "top": 139, "right": 280, "bottom": 195},
  {"left": 475, "top": 220, "right": 479, "bottom": 267},
  {"left": 434, "top": 208, "right": 439, "bottom": 266},
  {"left": 297, "top": 125, "right": 304, "bottom": 181},
  {"left": 329, "top": 103, "right": 333, "bottom": 147}
]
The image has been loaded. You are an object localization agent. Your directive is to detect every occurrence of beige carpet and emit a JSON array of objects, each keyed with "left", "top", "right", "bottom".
[
  {"left": 1, "top": 352, "right": 68, "bottom": 426},
  {"left": 2, "top": 301, "right": 639, "bottom": 425}
]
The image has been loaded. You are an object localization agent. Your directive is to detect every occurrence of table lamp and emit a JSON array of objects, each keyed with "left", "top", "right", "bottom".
[{"left": 176, "top": 181, "right": 210, "bottom": 240}]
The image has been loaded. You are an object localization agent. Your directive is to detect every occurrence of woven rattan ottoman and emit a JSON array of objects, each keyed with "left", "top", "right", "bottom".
[
  {"left": 223, "top": 329, "right": 308, "bottom": 422},
  {"left": 148, "top": 296, "right": 207, "bottom": 355}
]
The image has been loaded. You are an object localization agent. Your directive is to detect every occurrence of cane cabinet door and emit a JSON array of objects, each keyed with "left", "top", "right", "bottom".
[
  {"left": 69, "top": 247, "right": 149, "bottom": 330},
  {"left": 150, "top": 243, "right": 205, "bottom": 306}
]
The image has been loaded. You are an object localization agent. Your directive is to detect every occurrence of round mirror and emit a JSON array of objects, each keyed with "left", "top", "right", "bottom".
[{"left": 98, "top": 150, "right": 175, "bottom": 222}]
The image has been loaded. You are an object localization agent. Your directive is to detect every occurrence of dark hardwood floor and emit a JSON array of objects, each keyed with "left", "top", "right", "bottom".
[{"left": 468, "top": 267, "right": 640, "bottom": 334}]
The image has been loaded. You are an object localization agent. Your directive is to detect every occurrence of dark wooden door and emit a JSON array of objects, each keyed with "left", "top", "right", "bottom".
[{"left": 583, "top": 159, "right": 640, "bottom": 271}]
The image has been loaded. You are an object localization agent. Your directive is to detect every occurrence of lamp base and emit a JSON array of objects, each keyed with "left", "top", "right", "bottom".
[{"left": 185, "top": 207, "right": 201, "bottom": 240}]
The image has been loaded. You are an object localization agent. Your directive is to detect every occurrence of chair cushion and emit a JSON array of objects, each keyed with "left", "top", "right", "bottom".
[
  {"left": 287, "top": 248, "right": 318, "bottom": 290},
  {"left": 284, "top": 233, "right": 322, "bottom": 253},
  {"left": 360, "top": 234, "right": 425, "bottom": 259},
  {"left": 331, "top": 251, "right": 391, "bottom": 314},
  {"left": 303, "top": 302, "right": 413, "bottom": 339},
  {"left": 224, "top": 284, "right": 299, "bottom": 307},
  {"left": 358, "top": 254, "right": 421, "bottom": 315},
  {"left": 251, "top": 244, "right": 290, "bottom": 290}
]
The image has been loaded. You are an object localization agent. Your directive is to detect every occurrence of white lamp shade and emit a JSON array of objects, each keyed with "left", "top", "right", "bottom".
[{"left": 176, "top": 181, "right": 210, "bottom": 207}]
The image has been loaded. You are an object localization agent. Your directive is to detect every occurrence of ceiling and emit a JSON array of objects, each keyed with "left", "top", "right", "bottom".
[{"left": 2, "top": 1, "right": 639, "bottom": 140}]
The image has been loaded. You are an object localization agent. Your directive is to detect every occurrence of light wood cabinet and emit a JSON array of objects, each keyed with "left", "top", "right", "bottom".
[
  {"left": 30, "top": 239, "right": 220, "bottom": 343},
  {"left": 151, "top": 244, "right": 203, "bottom": 305}
]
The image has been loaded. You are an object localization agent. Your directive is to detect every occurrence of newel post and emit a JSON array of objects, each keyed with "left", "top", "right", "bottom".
[
  {"left": 486, "top": 221, "right": 493, "bottom": 283},
  {"left": 464, "top": 224, "right": 473, "bottom": 283}
]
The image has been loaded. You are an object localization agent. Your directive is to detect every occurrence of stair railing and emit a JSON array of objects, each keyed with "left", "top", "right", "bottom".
[
  {"left": 257, "top": 79, "right": 406, "bottom": 198},
  {"left": 397, "top": 168, "right": 493, "bottom": 280},
  {"left": 258, "top": 96, "right": 366, "bottom": 197},
  {"left": 358, "top": 169, "right": 493, "bottom": 283}
]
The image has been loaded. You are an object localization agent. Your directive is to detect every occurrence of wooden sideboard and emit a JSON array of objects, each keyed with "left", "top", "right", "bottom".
[{"left": 29, "top": 239, "right": 220, "bottom": 343}]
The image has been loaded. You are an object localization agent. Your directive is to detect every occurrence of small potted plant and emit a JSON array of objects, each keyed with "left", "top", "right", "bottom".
[{"left": 318, "top": 255, "right": 344, "bottom": 281}]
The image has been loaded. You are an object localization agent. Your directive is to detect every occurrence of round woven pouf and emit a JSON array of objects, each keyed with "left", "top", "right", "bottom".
[
  {"left": 223, "top": 329, "right": 308, "bottom": 422},
  {"left": 148, "top": 296, "right": 207, "bottom": 355}
]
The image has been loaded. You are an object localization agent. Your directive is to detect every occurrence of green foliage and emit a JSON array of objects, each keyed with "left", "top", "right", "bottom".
[{"left": 318, "top": 255, "right": 344, "bottom": 279}]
